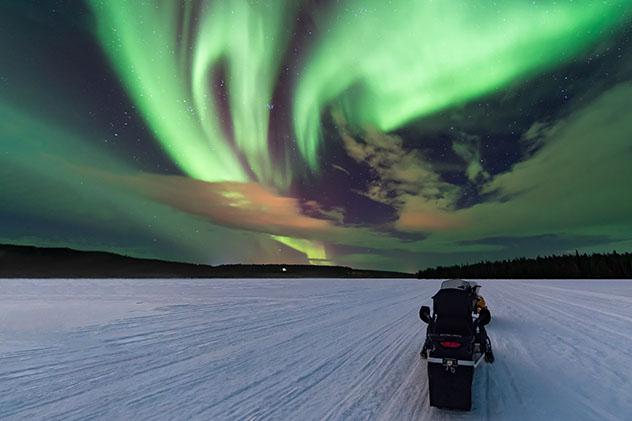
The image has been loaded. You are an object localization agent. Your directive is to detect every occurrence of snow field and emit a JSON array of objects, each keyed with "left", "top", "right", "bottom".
[{"left": 0, "top": 279, "right": 631, "bottom": 420}]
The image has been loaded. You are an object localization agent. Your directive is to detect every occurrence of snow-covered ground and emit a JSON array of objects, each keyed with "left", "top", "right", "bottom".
[{"left": 1, "top": 279, "right": 631, "bottom": 420}]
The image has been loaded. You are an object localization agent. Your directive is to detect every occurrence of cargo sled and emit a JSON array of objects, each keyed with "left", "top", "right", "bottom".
[{"left": 419, "top": 280, "right": 493, "bottom": 411}]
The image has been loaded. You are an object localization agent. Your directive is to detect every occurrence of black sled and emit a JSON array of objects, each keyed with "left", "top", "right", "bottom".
[{"left": 419, "top": 280, "right": 493, "bottom": 411}]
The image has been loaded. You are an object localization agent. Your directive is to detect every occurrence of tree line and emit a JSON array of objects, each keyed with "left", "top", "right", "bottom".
[{"left": 417, "top": 251, "right": 632, "bottom": 279}]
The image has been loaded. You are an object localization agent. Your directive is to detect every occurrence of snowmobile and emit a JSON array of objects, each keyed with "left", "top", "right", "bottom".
[{"left": 419, "top": 279, "right": 494, "bottom": 411}]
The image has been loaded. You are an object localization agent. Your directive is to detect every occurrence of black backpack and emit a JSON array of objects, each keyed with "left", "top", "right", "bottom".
[{"left": 431, "top": 287, "right": 477, "bottom": 336}]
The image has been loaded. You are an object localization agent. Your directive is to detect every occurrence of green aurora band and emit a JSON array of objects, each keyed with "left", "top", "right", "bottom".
[
  {"left": 294, "top": 0, "right": 630, "bottom": 168},
  {"left": 91, "top": 0, "right": 629, "bottom": 178},
  {"left": 91, "top": 0, "right": 298, "bottom": 188}
]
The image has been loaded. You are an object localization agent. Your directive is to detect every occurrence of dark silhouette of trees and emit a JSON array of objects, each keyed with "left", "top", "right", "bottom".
[
  {"left": 0, "top": 244, "right": 413, "bottom": 278},
  {"left": 417, "top": 251, "right": 632, "bottom": 279}
]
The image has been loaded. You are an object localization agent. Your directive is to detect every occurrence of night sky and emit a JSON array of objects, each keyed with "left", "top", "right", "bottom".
[{"left": 1, "top": 1, "right": 632, "bottom": 271}]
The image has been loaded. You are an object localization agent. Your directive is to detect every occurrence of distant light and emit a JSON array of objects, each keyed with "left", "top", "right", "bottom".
[{"left": 281, "top": 267, "right": 287, "bottom": 272}]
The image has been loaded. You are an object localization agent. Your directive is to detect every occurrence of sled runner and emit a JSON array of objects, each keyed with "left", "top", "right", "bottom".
[{"left": 419, "top": 279, "right": 493, "bottom": 411}]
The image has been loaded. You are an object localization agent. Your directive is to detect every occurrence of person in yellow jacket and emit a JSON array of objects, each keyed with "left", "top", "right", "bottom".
[
  {"left": 474, "top": 294, "right": 494, "bottom": 363},
  {"left": 476, "top": 295, "right": 487, "bottom": 314}
]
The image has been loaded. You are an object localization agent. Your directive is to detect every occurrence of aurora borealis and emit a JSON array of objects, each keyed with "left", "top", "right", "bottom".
[{"left": 1, "top": 1, "right": 632, "bottom": 271}]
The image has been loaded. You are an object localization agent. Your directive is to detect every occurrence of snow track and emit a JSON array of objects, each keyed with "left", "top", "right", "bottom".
[{"left": 0, "top": 279, "right": 631, "bottom": 420}]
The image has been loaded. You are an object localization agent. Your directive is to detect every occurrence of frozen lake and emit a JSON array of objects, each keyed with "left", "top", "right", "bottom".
[{"left": 1, "top": 279, "right": 631, "bottom": 420}]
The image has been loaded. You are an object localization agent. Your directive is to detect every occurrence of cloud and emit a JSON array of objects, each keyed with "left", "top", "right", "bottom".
[
  {"left": 515, "top": 120, "right": 562, "bottom": 159},
  {"left": 396, "top": 196, "right": 464, "bottom": 232},
  {"left": 415, "top": 82, "right": 632, "bottom": 253},
  {"left": 103, "top": 172, "right": 448, "bottom": 265},
  {"left": 106, "top": 173, "right": 406, "bottom": 260},
  {"left": 336, "top": 112, "right": 461, "bottom": 232},
  {"left": 121, "top": 176, "right": 334, "bottom": 238},
  {"left": 340, "top": 127, "right": 456, "bottom": 206},
  {"left": 301, "top": 200, "right": 346, "bottom": 225},
  {"left": 451, "top": 132, "right": 490, "bottom": 183}
]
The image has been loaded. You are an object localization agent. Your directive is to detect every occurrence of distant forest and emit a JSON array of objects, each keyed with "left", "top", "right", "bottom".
[
  {"left": 0, "top": 244, "right": 412, "bottom": 278},
  {"left": 417, "top": 251, "right": 632, "bottom": 279}
]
